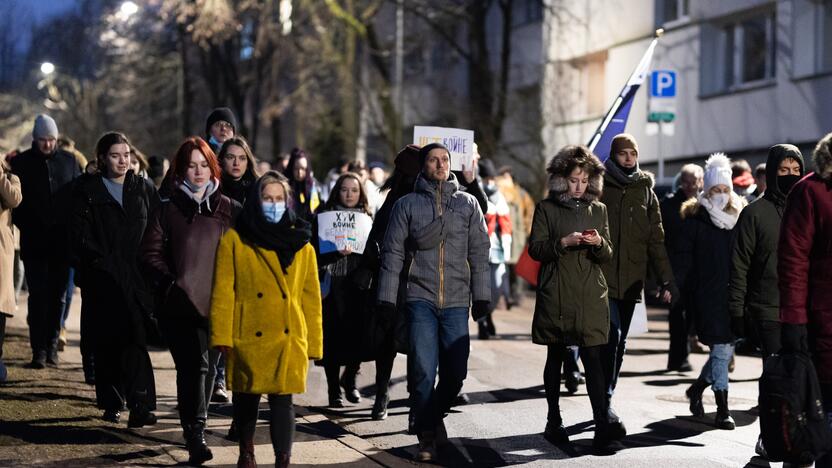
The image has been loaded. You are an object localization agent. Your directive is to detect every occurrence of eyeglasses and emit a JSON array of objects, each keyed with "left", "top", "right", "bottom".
[{"left": 212, "top": 121, "right": 234, "bottom": 131}]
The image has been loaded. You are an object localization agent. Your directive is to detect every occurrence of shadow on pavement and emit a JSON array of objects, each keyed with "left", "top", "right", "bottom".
[{"left": 624, "top": 409, "right": 758, "bottom": 450}]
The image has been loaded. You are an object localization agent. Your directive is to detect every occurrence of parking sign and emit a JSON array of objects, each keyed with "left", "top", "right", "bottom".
[{"left": 650, "top": 70, "right": 676, "bottom": 98}]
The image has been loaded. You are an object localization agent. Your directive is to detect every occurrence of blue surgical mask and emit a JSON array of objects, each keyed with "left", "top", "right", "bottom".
[
  {"left": 209, "top": 136, "right": 223, "bottom": 149},
  {"left": 262, "top": 201, "right": 286, "bottom": 223}
]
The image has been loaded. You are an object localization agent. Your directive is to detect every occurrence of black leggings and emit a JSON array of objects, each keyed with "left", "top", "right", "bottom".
[
  {"left": 233, "top": 393, "right": 294, "bottom": 454},
  {"left": 544, "top": 344, "right": 607, "bottom": 424}
]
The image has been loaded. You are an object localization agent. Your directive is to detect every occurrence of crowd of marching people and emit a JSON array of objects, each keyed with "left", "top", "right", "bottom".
[{"left": 1, "top": 107, "right": 832, "bottom": 466}]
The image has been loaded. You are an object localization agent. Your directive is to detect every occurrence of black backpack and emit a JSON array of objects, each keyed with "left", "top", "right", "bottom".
[{"left": 759, "top": 351, "right": 832, "bottom": 464}]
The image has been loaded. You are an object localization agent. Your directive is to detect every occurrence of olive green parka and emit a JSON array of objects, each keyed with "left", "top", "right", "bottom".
[
  {"left": 600, "top": 160, "right": 674, "bottom": 302},
  {"left": 529, "top": 152, "right": 612, "bottom": 347}
]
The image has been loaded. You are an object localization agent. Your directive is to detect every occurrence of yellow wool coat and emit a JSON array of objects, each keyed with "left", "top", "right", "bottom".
[{"left": 210, "top": 228, "right": 323, "bottom": 395}]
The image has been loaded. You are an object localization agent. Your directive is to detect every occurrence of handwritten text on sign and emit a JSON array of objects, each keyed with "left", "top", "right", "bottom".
[
  {"left": 413, "top": 126, "right": 475, "bottom": 171},
  {"left": 316, "top": 211, "right": 373, "bottom": 255}
]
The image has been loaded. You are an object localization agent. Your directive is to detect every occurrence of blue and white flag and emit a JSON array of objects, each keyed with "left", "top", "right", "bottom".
[{"left": 588, "top": 35, "right": 660, "bottom": 161}]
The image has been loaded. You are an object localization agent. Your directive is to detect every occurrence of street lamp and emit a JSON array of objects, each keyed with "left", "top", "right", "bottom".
[
  {"left": 40, "top": 62, "right": 55, "bottom": 76},
  {"left": 117, "top": 1, "right": 138, "bottom": 21}
]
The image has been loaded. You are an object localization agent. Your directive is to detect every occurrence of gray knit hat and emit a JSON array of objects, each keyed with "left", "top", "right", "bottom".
[{"left": 32, "top": 114, "right": 58, "bottom": 140}]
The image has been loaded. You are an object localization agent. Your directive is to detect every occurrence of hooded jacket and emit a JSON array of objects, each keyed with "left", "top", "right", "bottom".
[
  {"left": 778, "top": 134, "right": 832, "bottom": 385},
  {"left": 378, "top": 173, "right": 490, "bottom": 310},
  {"left": 600, "top": 160, "right": 674, "bottom": 302},
  {"left": 729, "top": 144, "right": 804, "bottom": 323},
  {"left": 529, "top": 154, "right": 612, "bottom": 347}
]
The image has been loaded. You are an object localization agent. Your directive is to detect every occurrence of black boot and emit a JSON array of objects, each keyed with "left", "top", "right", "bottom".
[
  {"left": 325, "top": 365, "right": 344, "bottom": 407},
  {"left": 341, "top": 367, "right": 362, "bottom": 404},
  {"left": 685, "top": 378, "right": 709, "bottom": 417},
  {"left": 185, "top": 423, "right": 214, "bottom": 465},
  {"left": 26, "top": 349, "right": 46, "bottom": 369},
  {"left": 564, "top": 371, "right": 581, "bottom": 394},
  {"left": 275, "top": 451, "right": 290, "bottom": 468},
  {"left": 543, "top": 419, "right": 569, "bottom": 445},
  {"left": 714, "top": 390, "right": 735, "bottom": 430},
  {"left": 605, "top": 400, "right": 626, "bottom": 441},
  {"left": 128, "top": 409, "right": 157, "bottom": 428},
  {"left": 371, "top": 391, "right": 389, "bottom": 420}
]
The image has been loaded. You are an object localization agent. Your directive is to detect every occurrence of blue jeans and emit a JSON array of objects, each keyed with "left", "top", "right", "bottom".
[
  {"left": 602, "top": 299, "right": 636, "bottom": 398},
  {"left": 698, "top": 343, "right": 734, "bottom": 391},
  {"left": 406, "top": 300, "right": 470, "bottom": 434},
  {"left": 61, "top": 267, "right": 75, "bottom": 328}
]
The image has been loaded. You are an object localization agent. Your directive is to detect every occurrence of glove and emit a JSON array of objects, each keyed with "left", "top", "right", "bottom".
[
  {"left": 376, "top": 301, "right": 397, "bottom": 325},
  {"left": 730, "top": 316, "right": 745, "bottom": 339},
  {"left": 471, "top": 300, "right": 491, "bottom": 322},
  {"left": 781, "top": 323, "right": 809, "bottom": 354}
]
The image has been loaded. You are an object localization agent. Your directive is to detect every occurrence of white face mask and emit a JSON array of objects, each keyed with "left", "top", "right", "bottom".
[{"left": 710, "top": 192, "right": 729, "bottom": 210}]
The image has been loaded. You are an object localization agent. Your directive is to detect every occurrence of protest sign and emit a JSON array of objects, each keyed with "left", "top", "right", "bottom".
[
  {"left": 316, "top": 211, "right": 373, "bottom": 254},
  {"left": 413, "top": 126, "right": 475, "bottom": 171}
]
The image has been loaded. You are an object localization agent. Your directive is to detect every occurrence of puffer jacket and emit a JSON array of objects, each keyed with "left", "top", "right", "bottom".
[
  {"left": 779, "top": 138, "right": 832, "bottom": 385},
  {"left": 729, "top": 144, "right": 805, "bottom": 322},
  {"left": 677, "top": 194, "right": 746, "bottom": 346},
  {"left": 140, "top": 182, "right": 240, "bottom": 317},
  {"left": 378, "top": 173, "right": 490, "bottom": 309}
]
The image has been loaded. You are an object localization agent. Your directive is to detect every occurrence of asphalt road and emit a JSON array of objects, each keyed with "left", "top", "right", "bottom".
[{"left": 298, "top": 295, "right": 775, "bottom": 467}]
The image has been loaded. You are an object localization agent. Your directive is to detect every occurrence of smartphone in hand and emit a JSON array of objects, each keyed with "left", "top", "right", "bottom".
[{"left": 582, "top": 229, "right": 596, "bottom": 237}]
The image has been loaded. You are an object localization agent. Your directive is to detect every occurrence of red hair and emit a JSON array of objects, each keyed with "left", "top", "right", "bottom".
[{"left": 170, "top": 136, "right": 221, "bottom": 181}]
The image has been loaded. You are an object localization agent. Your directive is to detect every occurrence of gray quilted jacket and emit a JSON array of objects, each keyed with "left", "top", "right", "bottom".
[{"left": 378, "top": 173, "right": 490, "bottom": 309}]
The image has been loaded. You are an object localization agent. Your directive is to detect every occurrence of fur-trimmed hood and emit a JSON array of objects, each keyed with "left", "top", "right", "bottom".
[
  {"left": 546, "top": 146, "right": 604, "bottom": 204},
  {"left": 814, "top": 132, "right": 832, "bottom": 181}
]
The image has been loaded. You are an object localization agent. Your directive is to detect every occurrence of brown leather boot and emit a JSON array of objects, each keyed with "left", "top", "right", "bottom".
[{"left": 236, "top": 432, "right": 257, "bottom": 468}]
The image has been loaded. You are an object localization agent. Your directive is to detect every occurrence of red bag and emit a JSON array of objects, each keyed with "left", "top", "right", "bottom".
[{"left": 515, "top": 244, "right": 541, "bottom": 287}]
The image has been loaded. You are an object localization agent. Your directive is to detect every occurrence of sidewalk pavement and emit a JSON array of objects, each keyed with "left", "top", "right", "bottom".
[{"left": 0, "top": 290, "right": 416, "bottom": 467}]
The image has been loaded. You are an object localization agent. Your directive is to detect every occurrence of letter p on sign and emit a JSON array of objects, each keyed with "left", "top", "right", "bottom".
[{"left": 650, "top": 70, "right": 676, "bottom": 98}]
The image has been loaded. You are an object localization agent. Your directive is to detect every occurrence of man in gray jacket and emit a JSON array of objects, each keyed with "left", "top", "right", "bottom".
[{"left": 378, "top": 142, "right": 490, "bottom": 462}]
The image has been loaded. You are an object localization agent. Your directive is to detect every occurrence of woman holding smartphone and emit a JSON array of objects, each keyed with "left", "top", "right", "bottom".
[{"left": 528, "top": 145, "right": 615, "bottom": 452}]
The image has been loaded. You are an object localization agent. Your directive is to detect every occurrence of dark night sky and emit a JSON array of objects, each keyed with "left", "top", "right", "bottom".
[{"left": 14, "top": 0, "right": 79, "bottom": 53}]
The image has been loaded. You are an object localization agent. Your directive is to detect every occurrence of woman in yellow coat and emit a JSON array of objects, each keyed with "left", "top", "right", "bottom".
[{"left": 211, "top": 171, "right": 322, "bottom": 468}]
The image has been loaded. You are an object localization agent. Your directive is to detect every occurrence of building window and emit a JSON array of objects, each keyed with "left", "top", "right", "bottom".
[
  {"left": 700, "top": 9, "right": 775, "bottom": 95},
  {"left": 792, "top": 0, "right": 832, "bottom": 77},
  {"left": 512, "top": 0, "right": 544, "bottom": 27},
  {"left": 820, "top": 0, "right": 832, "bottom": 72},
  {"left": 656, "top": 0, "right": 689, "bottom": 26}
]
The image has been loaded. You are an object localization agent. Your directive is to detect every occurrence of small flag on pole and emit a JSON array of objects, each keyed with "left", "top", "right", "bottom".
[{"left": 588, "top": 30, "right": 663, "bottom": 161}]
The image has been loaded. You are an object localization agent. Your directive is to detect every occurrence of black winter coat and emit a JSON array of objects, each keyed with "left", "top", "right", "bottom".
[
  {"left": 660, "top": 189, "right": 692, "bottom": 284},
  {"left": 11, "top": 145, "right": 81, "bottom": 260},
  {"left": 676, "top": 202, "right": 736, "bottom": 346},
  {"left": 312, "top": 207, "right": 372, "bottom": 365},
  {"left": 71, "top": 172, "right": 159, "bottom": 345}
]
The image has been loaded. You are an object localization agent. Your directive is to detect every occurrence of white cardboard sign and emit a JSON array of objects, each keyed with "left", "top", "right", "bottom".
[
  {"left": 316, "top": 211, "right": 373, "bottom": 255},
  {"left": 413, "top": 126, "right": 475, "bottom": 171}
]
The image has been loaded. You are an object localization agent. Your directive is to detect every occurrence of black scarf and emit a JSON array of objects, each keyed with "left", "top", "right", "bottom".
[
  {"left": 221, "top": 171, "right": 255, "bottom": 204},
  {"left": 236, "top": 177, "right": 312, "bottom": 272}
]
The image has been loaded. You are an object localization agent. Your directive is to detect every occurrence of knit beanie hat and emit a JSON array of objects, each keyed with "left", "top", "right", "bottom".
[
  {"left": 394, "top": 144, "right": 422, "bottom": 177},
  {"left": 33, "top": 114, "right": 58, "bottom": 140},
  {"left": 419, "top": 143, "right": 451, "bottom": 168},
  {"left": 610, "top": 133, "right": 639, "bottom": 157},
  {"left": 703, "top": 152, "right": 733, "bottom": 192},
  {"left": 478, "top": 159, "right": 497, "bottom": 178},
  {"left": 205, "top": 107, "right": 238, "bottom": 136}
]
